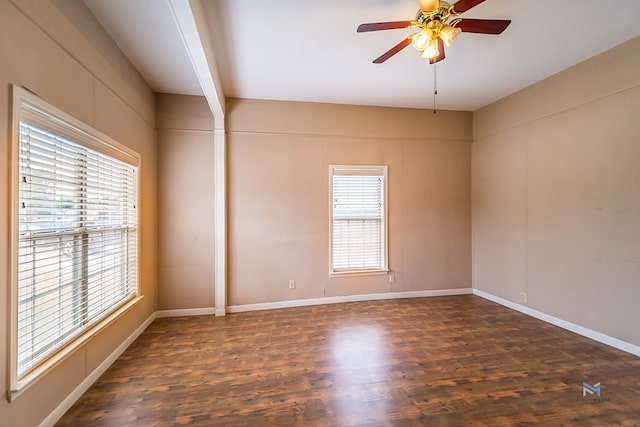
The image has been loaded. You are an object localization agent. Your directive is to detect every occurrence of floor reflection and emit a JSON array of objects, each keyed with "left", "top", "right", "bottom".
[{"left": 329, "top": 323, "right": 391, "bottom": 423}]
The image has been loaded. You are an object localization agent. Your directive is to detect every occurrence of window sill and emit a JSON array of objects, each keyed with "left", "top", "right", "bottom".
[
  {"left": 8, "top": 295, "right": 144, "bottom": 402},
  {"left": 330, "top": 269, "right": 390, "bottom": 278}
]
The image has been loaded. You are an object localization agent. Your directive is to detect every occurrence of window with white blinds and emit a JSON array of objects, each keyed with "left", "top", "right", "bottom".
[
  {"left": 330, "top": 165, "right": 388, "bottom": 275},
  {"left": 10, "top": 87, "right": 139, "bottom": 389}
]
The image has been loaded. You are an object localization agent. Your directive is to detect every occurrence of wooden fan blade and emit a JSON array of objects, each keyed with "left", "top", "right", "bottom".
[
  {"left": 429, "top": 38, "right": 445, "bottom": 64},
  {"left": 373, "top": 37, "right": 412, "bottom": 63},
  {"left": 451, "top": 0, "right": 486, "bottom": 14},
  {"left": 457, "top": 18, "right": 511, "bottom": 34},
  {"left": 357, "top": 21, "right": 413, "bottom": 32}
]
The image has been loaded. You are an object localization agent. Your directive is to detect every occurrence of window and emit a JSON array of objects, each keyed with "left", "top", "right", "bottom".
[
  {"left": 329, "top": 165, "right": 388, "bottom": 275},
  {"left": 9, "top": 87, "right": 139, "bottom": 396}
]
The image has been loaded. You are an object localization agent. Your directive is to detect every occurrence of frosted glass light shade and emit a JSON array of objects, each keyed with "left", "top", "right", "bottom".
[
  {"left": 411, "top": 28, "right": 433, "bottom": 51},
  {"left": 440, "top": 25, "right": 462, "bottom": 47},
  {"left": 421, "top": 38, "right": 440, "bottom": 59}
]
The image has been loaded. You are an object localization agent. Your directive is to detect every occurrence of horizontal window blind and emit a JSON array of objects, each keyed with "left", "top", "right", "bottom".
[
  {"left": 330, "top": 166, "right": 387, "bottom": 274},
  {"left": 16, "top": 106, "right": 138, "bottom": 378}
]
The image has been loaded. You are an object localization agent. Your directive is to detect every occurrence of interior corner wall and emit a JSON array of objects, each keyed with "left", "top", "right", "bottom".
[
  {"left": 472, "top": 36, "right": 640, "bottom": 347},
  {"left": 156, "top": 93, "right": 215, "bottom": 311},
  {"left": 0, "top": 1, "right": 157, "bottom": 425},
  {"left": 226, "top": 98, "right": 473, "bottom": 306}
]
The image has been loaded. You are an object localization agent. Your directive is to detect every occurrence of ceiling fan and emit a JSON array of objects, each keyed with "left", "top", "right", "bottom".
[{"left": 357, "top": 0, "right": 511, "bottom": 64}]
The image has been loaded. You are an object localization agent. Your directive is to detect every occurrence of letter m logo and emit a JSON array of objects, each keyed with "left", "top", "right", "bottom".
[{"left": 582, "top": 382, "right": 601, "bottom": 397}]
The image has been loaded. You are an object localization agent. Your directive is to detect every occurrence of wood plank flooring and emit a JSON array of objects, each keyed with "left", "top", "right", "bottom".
[{"left": 56, "top": 295, "right": 640, "bottom": 426}]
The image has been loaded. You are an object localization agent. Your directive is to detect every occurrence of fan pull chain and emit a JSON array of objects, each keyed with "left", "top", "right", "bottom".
[{"left": 433, "top": 63, "right": 438, "bottom": 114}]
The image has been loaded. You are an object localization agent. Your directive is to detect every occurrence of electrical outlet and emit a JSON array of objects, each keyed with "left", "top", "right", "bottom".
[
  {"left": 520, "top": 292, "right": 527, "bottom": 303},
  {"left": 289, "top": 280, "right": 295, "bottom": 289},
  {"left": 389, "top": 274, "right": 395, "bottom": 284}
]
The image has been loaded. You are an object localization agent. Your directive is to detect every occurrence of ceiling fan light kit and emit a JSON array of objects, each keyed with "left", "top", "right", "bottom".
[
  {"left": 357, "top": 0, "right": 511, "bottom": 64},
  {"left": 412, "top": 1, "right": 461, "bottom": 60}
]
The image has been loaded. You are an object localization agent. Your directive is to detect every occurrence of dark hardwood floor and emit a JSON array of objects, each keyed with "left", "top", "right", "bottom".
[{"left": 56, "top": 295, "right": 640, "bottom": 426}]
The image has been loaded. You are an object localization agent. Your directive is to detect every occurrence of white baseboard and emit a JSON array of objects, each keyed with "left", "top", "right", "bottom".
[
  {"left": 472, "top": 289, "right": 640, "bottom": 357},
  {"left": 39, "top": 312, "right": 157, "bottom": 427},
  {"left": 156, "top": 307, "right": 217, "bottom": 318},
  {"left": 227, "top": 288, "right": 472, "bottom": 313}
]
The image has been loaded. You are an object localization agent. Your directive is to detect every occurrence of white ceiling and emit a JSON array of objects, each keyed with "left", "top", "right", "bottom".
[{"left": 85, "top": 0, "right": 640, "bottom": 112}]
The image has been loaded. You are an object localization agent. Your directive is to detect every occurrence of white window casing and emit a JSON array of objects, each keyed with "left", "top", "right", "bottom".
[
  {"left": 329, "top": 165, "right": 388, "bottom": 276},
  {"left": 8, "top": 86, "right": 141, "bottom": 400}
]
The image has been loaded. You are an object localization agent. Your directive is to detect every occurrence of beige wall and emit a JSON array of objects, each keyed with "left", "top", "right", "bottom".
[
  {"left": 227, "top": 99, "right": 472, "bottom": 306},
  {"left": 472, "top": 36, "right": 640, "bottom": 346},
  {"left": 0, "top": 1, "right": 156, "bottom": 425},
  {"left": 156, "top": 94, "right": 215, "bottom": 310}
]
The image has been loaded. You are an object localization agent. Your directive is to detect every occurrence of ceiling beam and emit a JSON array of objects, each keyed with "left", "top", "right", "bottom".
[{"left": 167, "top": 0, "right": 225, "bottom": 127}]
